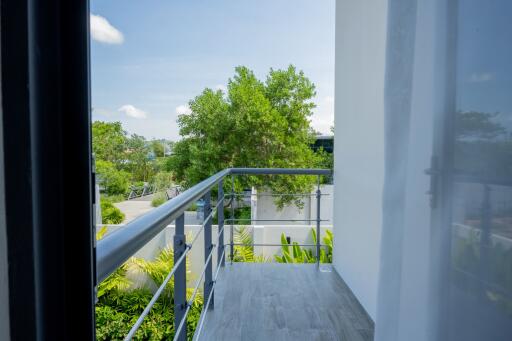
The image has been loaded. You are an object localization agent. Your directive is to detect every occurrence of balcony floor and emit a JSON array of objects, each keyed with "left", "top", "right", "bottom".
[{"left": 199, "top": 263, "right": 374, "bottom": 341}]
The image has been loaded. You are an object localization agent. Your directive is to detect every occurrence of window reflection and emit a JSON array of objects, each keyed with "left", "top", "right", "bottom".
[{"left": 449, "top": 1, "right": 512, "bottom": 340}]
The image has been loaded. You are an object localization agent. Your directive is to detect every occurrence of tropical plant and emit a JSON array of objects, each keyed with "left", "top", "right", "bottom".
[
  {"left": 312, "top": 228, "right": 333, "bottom": 263},
  {"left": 96, "top": 246, "right": 203, "bottom": 340},
  {"left": 274, "top": 229, "right": 333, "bottom": 263},
  {"left": 274, "top": 233, "right": 316, "bottom": 263},
  {"left": 100, "top": 198, "right": 125, "bottom": 224},
  {"left": 231, "top": 226, "right": 269, "bottom": 263}
]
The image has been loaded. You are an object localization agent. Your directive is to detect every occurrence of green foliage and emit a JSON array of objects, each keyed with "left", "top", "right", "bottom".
[
  {"left": 101, "top": 198, "right": 125, "bottom": 224},
  {"left": 311, "top": 228, "right": 333, "bottom": 263},
  {"left": 274, "top": 229, "right": 333, "bottom": 263},
  {"left": 151, "top": 171, "right": 174, "bottom": 191},
  {"left": 125, "top": 134, "right": 155, "bottom": 182},
  {"left": 231, "top": 226, "right": 270, "bottom": 263},
  {"left": 150, "top": 140, "right": 166, "bottom": 158},
  {"left": 274, "top": 233, "right": 315, "bottom": 263},
  {"left": 168, "top": 65, "right": 322, "bottom": 208},
  {"left": 92, "top": 121, "right": 173, "bottom": 187},
  {"left": 151, "top": 192, "right": 168, "bottom": 207},
  {"left": 452, "top": 231, "right": 512, "bottom": 316},
  {"left": 92, "top": 121, "right": 127, "bottom": 165},
  {"left": 96, "top": 160, "right": 130, "bottom": 196},
  {"left": 96, "top": 247, "right": 203, "bottom": 340},
  {"left": 103, "top": 194, "right": 127, "bottom": 204}
]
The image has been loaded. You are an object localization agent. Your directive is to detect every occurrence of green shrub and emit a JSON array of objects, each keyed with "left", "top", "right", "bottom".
[
  {"left": 151, "top": 192, "right": 167, "bottom": 207},
  {"left": 274, "top": 229, "right": 333, "bottom": 263},
  {"left": 96, "top": 247, "right": 203, "bottom": 340},
  {"left": 96, "top": 160, "right": 130, "bottom": 196},
  {"left": 152, "top": 171, "right": 174, "bottom": 191},
  {"left": 101, "top": 198, "right": 125, "bottom": 224},
  {"left": 103, "top": 194, "right": 126, "bottom": 204}
]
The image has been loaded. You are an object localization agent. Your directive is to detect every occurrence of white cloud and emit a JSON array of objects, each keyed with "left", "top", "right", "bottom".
[
  {"left": 90, "top": 14, "right": 124, "bottom": 44},
  {"left": 176, "top": 104, "right": 192, "bottom": 115},
  {"left": 311, "top": 95, "right": 334, "bottom": 134},
  {"left": 469, "top": 72, "right": 494, "bottom": 83},
  {"left": 118, "top": 105, "right": 148, "bottom": 119},
  {"left": 215, "top": 84, "right": 227, "bottom": 92}
]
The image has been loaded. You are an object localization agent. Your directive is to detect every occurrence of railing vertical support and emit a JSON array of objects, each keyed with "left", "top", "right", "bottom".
[
  {"left": 230, "top": 175, "right": 235, "bottom": 264},
  {"left": 173, "top": 213, "right": 187, "bottom": 341},
  {"left": 203, "top": 191, "right": 214, "bottom": 309},
  {"left": 316, "top": 175, "right": 321, "bottom": 268},
  {"left": 218, "top": 180, "right": 225, "bottom": 267}
]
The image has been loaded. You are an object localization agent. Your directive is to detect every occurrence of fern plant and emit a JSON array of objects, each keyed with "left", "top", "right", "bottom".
[
  {"left": 96, "top": 244, "right": 203, "bottom": 340},
  {"left": 231, "top": 226, "right": 270, "bottom": 262}
]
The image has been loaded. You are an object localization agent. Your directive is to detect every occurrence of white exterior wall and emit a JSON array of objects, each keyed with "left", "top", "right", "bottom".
[
  {"left": 332, "top": 0, "right": 388, "bottom": 320},
  {"left": 252, "top": 185, "right": 333, "bottom": 225},
  {"left": 102, "top": 224, "right": 330, "bottom": 283}
]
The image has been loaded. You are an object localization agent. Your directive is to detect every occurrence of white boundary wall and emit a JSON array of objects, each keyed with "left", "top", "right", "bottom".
[{"left": 101, "top": 224, "right": 332, "bottom": 281}]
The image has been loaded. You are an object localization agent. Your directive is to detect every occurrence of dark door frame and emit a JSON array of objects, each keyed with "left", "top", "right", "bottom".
[{"left": 1, "top": 1, "right": 95, "bottom": 339}]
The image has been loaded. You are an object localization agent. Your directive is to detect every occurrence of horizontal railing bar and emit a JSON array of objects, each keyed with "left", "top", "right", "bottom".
[
  {"left": 230, "top": 243, "right": 327, "bottom": 247},
  {"left": 230, "top": 168, "right": 331, "bottom": 175},
  {"left": 96, "top": 168, "right": 331, "bottom": 282},
  {"left": 226, "top": 218, "right": 329, "bottom": 222},
  {"left": 192, "top": 248, "right": 226, "bottom": 341},
  {"left": 97, "top": 169, "right": 229, "bottom": 282},
  {"left": 231, "top": 193, "right": 330, "bottom": 197},
  {"left": 123, "top": 245, "right": 190, "bottom": 340}
]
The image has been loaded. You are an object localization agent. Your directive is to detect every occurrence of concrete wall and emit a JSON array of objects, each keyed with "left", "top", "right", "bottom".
[
  {"left": 332, "top": 0, "right": 388, "bottom": 320},
  {"left": 102, "top": 224, "right": 332, "bottom": 283},
  {"left": 252, "top": 185, "right": 333, "bottom": 225}
]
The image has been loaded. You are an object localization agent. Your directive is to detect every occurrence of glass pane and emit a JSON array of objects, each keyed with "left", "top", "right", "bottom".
[{"left": 450, "top": 1, "right": 512, "bottom": 340}]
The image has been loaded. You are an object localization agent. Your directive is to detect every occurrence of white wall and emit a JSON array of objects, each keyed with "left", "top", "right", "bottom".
[
  {"left": 253, "top": 185, "right": 333, "bottom": 225},
  {"left": 102, "top": 224, "right": 330, "bottom": 284},
  {"left": 332, "top": 0, "right": 388, "bottom": 320}
]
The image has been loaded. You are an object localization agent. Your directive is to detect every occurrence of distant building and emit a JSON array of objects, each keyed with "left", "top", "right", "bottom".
[{"left": 311, "top": 135, "right": 333, "bottom": 153}]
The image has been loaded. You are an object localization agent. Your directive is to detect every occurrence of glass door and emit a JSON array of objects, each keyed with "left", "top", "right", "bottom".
[{"left": 435, "top": 1, "right": 512, "bottom": 340}]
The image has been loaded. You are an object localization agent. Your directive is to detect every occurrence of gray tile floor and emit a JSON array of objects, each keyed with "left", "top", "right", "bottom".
[{"left": 198, "top": 263, "right": 374, "bottom": 341}]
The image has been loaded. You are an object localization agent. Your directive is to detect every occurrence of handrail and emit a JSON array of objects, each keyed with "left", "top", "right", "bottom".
[
  {"left": 96, "top": 169, "right": 229, "bottom": 282},
  {"left": 96, "top": 168, "right": 330, "bottom": 282}
]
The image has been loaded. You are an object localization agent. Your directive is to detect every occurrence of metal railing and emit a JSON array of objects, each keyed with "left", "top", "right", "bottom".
[{"left": 96, "top": 168, "right": 331, "bottom": 341}]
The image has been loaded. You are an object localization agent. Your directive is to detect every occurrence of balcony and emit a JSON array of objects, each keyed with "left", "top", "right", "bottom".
[
  {"left": 96, "top": 168, "right": 373, "bottom": 340},
  {"left": 199, "top": 263, "right": 373, "bottom": 341}
]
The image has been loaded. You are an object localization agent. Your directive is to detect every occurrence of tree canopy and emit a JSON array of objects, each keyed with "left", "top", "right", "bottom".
[
  {"left": 92, "top": 121, "right": 173, "bottom": 197},
  {"left": 167, "top": 65, "right": 324, "bottom": 205}
]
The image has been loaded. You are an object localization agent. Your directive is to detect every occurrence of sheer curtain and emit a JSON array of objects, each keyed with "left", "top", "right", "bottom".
[{"left": 376, "top": 1, "right": 512, "bottom": 340}]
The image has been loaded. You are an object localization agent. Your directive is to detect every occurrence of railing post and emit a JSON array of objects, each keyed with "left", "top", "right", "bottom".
[
  {"left": 230, "top": 175, "right": 235, "bottom": 264},
  {"left": 218, "top": 180, "right": 225, "bottom": 267},
  {"left": 173, "top": 213, "right": 187, "bottom": 341},
  {"left": 203, "top": 191, "right": 214, "bottom": 309},
  {"left": 316, "top": 175, "right": 321, "bottom": 268}
]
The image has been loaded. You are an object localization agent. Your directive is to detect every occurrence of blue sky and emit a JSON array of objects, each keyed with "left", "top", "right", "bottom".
[{"left": 90, "top": 0, "right": 335, "bottom": 141}]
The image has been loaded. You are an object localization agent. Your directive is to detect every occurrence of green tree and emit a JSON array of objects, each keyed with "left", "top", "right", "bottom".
[
  {"left": 126, "top": 134, "right": 154, "bottom": 182},
  {"left": 168, "top": 65, "right": 322, "bottom": 206},
  {"left": 96, "top": 160, "right": 130, "bottom": 196},
  {"left": 92, "top": 121, "right": 127, "bottom": 166},
  {"left": 150, "top": 139, "right": 165, "bottom": 158}
]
